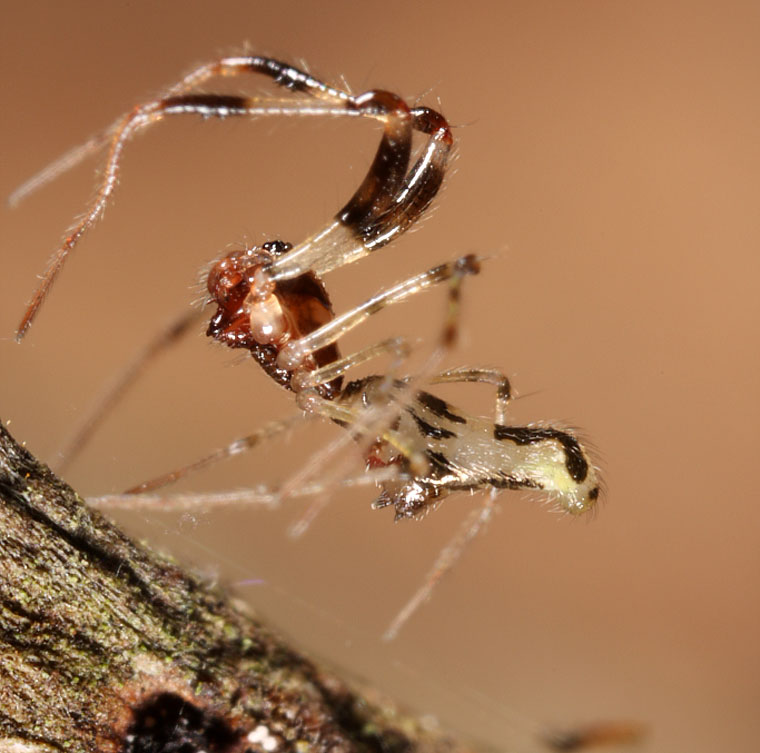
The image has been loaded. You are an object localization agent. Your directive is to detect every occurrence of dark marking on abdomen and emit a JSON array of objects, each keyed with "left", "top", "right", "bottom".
[
  {"left": 416, "top": 391, "right": 467, "bottom": 424},
  {"left": 407, "top": 410, "right": 457, "bottom": 440},
  {"left": 493, "top": 425, "right": 589, "bottom": 483},
  {"left": 425, "top": 450, "right": 453, "bottom": 473}
]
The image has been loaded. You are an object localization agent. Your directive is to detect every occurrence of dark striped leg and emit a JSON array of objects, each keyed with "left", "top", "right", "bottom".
[
  {"left": 55, "top": 307, "right": 204, "bottom": 472},
  {"left": 383, "top": 490, "right": 498, "bottom": 640},
  {"left": 384, "top": 365, "right": 514, "bottom": 637},
  {"left": 276, "top": 255, "right": 480, "bottom": 372},
  {"left": 15, "top": 57, "right": 445, "bottom": 339},
  {"left": 268, "top": 105, "right": 453, "bottom": 281},
  {"left": 292, "top": 337, "right": 411, "bottom": 392},
  {"left": 124, "top": 414, "right": 306, "bottom": 494}
]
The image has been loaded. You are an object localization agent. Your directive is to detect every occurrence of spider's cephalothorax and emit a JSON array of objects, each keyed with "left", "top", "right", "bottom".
[{"left": 206, "top": 241, "right": 342, "bottom": 399}]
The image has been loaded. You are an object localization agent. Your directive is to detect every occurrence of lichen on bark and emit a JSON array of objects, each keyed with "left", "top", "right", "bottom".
[{"left": 0, "top": 421, "right": 472, "bottom": 753}]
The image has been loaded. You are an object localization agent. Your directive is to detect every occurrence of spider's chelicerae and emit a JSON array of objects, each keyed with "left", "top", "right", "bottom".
[{"left": 14, "top": 56, "right": 600, "bottom": 638}]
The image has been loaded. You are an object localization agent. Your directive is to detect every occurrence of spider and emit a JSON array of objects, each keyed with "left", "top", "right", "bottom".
[{"left": 13, "top": 55, "right": 601, "bottom": 638}]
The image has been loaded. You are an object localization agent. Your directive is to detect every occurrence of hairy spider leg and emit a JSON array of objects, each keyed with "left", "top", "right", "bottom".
[
  {"left": 292, "top": 337, "right": 412, "bottom": 392},
  {"left": 125, "top": 414, "right": 307, "bottom": 495},
  {"left": 88, "top": 465, "right": 406, "bottom": 514},
  {"left": 15, "top": 56, "right": 450, "bottom": 340},
  {"left": 73, "top": 333, "right": 410, "bottom": 493},
  {"left": 431, "top": 367, "right": 513, "bottom": 425},
  {"left": 382, "top": 489, "right": 499, "bottom": 641},
  {"left": 8, "top": 57, "right": 354, "bottom": 208},
  {"left": 267, "top": 105, "right": 452, "bottom": 282},
  {"left": 274, "top": 255, "right": 476, "bottom": 373},
  {"left": 380, "top": 368, "right": 513, "bottom": 639},
  {"left": 55, "top": 307, "right": 205, "bottom": 472}
]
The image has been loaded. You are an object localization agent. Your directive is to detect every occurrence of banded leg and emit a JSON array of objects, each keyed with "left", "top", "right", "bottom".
[
  {"left": 269, "top": 105, "right": 453, "bottom": 281},
  {"left": 431, "top": 366, "right": 513, "bottom": 424},
  {"left": 90, "top": 465, "right": 405, "bottom": 512},
  {"left": 125, "top": 413, "right": 307, "bottom": 494},
  {"left": 16, "top": 57, "right": 449, "bottom": 339},
  {"left": 291, "top": 337, "right": 411, "bottom": 392},
  {"left": 277, "top": 255, "right": 480, "bottom": 371},
  {"left": 383, "top": 489, "right": 499, "bottom": 641},
  {"left": 55, "top": 307, "right": 204, "bottom": 472},
  {"left": 9, "top": 57, "right": 347, "bottom": 208}
]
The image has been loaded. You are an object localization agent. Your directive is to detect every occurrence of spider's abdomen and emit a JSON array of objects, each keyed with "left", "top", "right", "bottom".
[{"left": 340, "top": 377, "right": 601, "bottom": 520}]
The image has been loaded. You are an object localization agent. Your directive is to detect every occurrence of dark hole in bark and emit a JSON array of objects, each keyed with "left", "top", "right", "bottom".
[{"left": 123, "top": 693, "right": 242, "bottom": 753}]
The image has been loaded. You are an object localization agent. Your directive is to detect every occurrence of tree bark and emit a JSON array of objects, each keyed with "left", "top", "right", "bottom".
[{"left": 0, "top": 420, "right": 472, "bottom": 753}]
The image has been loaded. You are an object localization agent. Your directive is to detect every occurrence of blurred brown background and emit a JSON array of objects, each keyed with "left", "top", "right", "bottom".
[{"left": 2, "top": 2, "right": 758, "bottom": 751}]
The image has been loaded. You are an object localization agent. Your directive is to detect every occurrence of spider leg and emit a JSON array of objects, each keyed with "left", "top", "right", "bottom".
[
  {"left": 268, "top": 105, "right": 453, "bottom": 281},
  {"left": 10, "top": 57, "right": 355, "bottom": 207},
  {"left": 118, "top": 338, "right": 419, "bottom": 497},
  {"left": 12, "top": 99, "right": 343, "bottom": 340},
  {"left": 383, "top": 488, "right": 499, "bottom": 641},
  {"left": 292, "top": 336, "right": 411, "bottom": 392},
  {"left": 15, "top": 56, "right": 441, "bottom": 340},
  {"left": 89, "top": 465, "right": 404, "bottom": 512},
  {"left": 8, "top": 130, "right": 114, "bottom": 208},
  {"left": 55, "top": 307, "right": 204, "bottom": 472},
  {"left": 124, "top": 413, "right": 307, "bottom": 494},
  {"left": 431, "top": 366, "right": 513, "bottom": 424},
  {"left": 276, "top": 255, "right": 480, "bottom": 372}
]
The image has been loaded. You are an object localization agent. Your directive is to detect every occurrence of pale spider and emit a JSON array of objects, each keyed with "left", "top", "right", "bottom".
[{"left": 13, "top": 56, "right": 600, "bottom": 638}]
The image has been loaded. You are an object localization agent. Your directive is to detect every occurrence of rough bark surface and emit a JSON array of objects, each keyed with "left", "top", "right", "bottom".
[{"left": 0, "top": 421, "right": 472, "bottom": 753}]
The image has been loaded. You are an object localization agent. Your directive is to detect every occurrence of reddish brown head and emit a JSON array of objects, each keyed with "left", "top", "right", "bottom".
[{"left": 206, "top": 241, "right": 341, "bottom": 397}]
